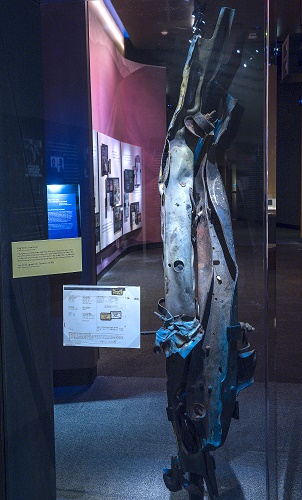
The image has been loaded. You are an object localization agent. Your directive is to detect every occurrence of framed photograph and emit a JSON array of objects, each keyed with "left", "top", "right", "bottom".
[
  {"left": 134, "top": 154, "right": 141, "bottom": 187},
  {"left": 105, "top": 178, "right": 114, "bottom": 209},
  {"left": 112, "top": 178, "right": 120, "bottom": 206},
  {"left": 114, "top": 205, "right": 123, "bottom": 233},
  {"left": 124, "top": 193, "right": 129, "bottom": 220},
  {"left": 50, "top": 156, "right": 64, "bottom": 173},
  {"left": 130, "top": 201, "right": 139, "bottom": 229},
  {"left": 95, "top": 212, "right": 100, "bottom": 243},
  {"left": 124, "top": 169, "right": 135, "bottom": 193},
  {"left": 101, "top": 143, "right": 109, "bottom": 176}
]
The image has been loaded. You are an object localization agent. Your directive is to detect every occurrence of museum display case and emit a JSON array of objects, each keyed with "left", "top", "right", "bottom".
[
  {"left": 41, "top": 0, "right": 278, "bottom": 497},
  {"left": 88, "top": 0, "right": 272, "bottom": 498},
  {"left": 2, "top": 0, "right": 302, "bottom": 498}
]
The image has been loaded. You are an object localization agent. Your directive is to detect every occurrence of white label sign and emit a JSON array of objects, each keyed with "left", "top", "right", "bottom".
[{"left": 63, "top": 285, "right": 140, "bottom": 348}]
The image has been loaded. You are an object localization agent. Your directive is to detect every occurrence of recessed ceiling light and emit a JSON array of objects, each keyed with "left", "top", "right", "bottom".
[{"left": 161, "top": 31, "right": 169, "bottom": 36}]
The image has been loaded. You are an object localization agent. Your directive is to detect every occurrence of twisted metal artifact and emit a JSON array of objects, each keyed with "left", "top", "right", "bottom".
[{"left": 155, "top": 5, "right": 256, "bottom": 498}]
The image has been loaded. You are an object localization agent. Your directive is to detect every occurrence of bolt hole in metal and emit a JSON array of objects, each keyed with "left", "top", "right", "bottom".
[
  {"left": 174, "top": 260, "right": 184, "bottom": 272},
  {"left": 191, "top": 403, "right": 206, "bottom": 419}
]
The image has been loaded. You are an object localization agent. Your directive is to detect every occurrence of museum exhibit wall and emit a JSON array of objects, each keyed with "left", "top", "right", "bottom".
[
  {"left": 88, "top": 3, "right": 166, "bottom": 273},
  {"left": 41, "top": 1, "right": 166, "bottom": 383},
  {"left": 0, "top": 0, "right": 56, "bottom": 497}
]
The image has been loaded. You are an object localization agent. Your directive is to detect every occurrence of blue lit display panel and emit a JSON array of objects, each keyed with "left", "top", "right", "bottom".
[{"left": 47, "top": 184, "right": 81, "bottom": 239}]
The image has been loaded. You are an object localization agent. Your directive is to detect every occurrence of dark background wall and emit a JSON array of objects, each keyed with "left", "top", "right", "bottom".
[
  {"left": 41, "top": 1, "right": 99, "bottom": 384},
  {"left": 0, "top": 0, "right": 56, "bottom": 497},
  {"left": 277, "top": 76, "right": 301, "bottom": 228}
]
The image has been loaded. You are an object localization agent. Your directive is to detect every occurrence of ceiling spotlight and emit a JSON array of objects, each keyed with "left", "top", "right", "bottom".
[{"left": 161, "top": 30, "right": 168, "bottom": 36}]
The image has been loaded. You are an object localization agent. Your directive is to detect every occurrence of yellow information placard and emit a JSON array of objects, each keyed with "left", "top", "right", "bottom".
[{"left": 11, "top": 238, "right": 82, "bottom": 278}]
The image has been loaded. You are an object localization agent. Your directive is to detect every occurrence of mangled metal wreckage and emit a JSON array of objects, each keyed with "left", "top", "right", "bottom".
[{"left": 154, "top": 5, "right": 256, "bottom": 499}]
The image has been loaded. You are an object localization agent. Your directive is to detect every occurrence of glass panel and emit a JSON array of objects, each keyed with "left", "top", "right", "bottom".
[
  {"left": 0, "top": 1, "right": 56, "bottom": 498},
  {"left": 266, "top": 1, "right": 277, "bottom": 498},
  {"left": 274, "top": 0, "right": 302, "bottom": 498},
  {"left": 51, "top": 1, "right": 269, "bottom": 499},
  {"left": 96, "top": 1, "right": 268, "bottom": 498}
]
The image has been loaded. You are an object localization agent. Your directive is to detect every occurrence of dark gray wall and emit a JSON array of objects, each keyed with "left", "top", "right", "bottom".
[
  {"left": 277, "top": 78, "right": 301, "bottom": 227},
  {"left": 41, "top": 1, "right": 99, "bottom": 383},
  {"left": 0, "top": 0, "right": 56, "bottom": 498}
]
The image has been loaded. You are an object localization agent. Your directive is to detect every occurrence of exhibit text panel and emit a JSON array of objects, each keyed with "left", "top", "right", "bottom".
[{"left": 63, "top": 285, "right": 140, "bottom": 348}]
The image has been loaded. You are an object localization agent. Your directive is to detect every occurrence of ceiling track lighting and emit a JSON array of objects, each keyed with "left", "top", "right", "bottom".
[{"left": 90, "top": 0, "right": 124, "bottom": 52}]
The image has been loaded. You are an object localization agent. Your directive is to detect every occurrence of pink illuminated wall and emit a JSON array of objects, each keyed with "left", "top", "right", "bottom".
[{"left": 88, "top": 6, "right": 166, "bottom": 244}]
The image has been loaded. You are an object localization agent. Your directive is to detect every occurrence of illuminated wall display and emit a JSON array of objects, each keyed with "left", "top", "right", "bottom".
[
  {"left": 88, "top": 3, "right": 166, "bottom": 252},
  {"left": 93, "top": 131, "right": 142, "bottom": 251},
  {"left": 121, "top": 142, "right": 142, "bottom": 236},
  {"left": 47, "top": 184, "right": 81, "bottom": 240},
  {"left": 11, "top": 185, "right": 83, "bottom": 278}
]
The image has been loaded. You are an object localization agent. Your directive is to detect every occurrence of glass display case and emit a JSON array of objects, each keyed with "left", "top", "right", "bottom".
[
  {"left": 57, "top": 1, "right": 271, "bottom": 499},
  {"left": 3, "top": 0, "right": 302, "bottom": 498}
]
